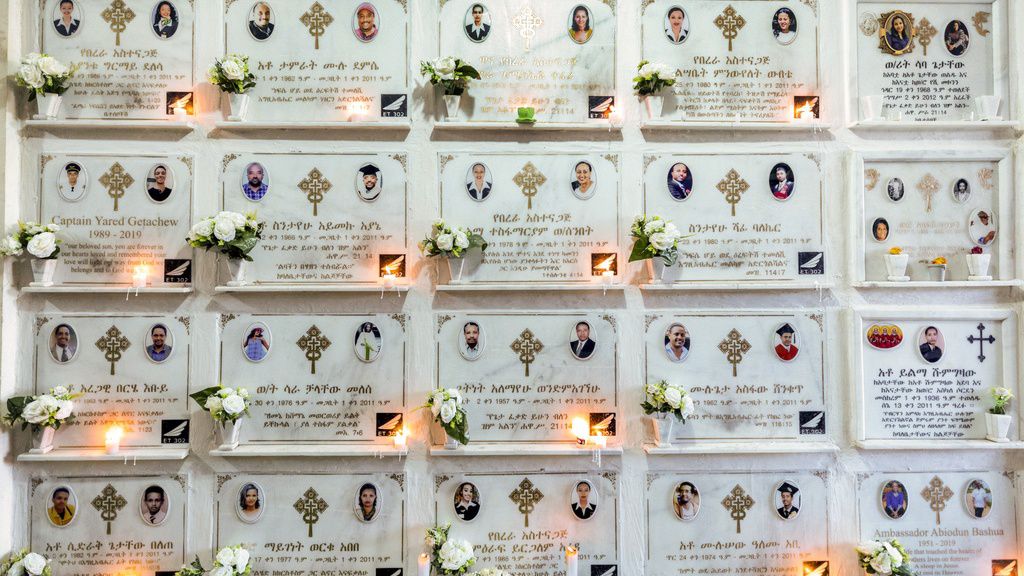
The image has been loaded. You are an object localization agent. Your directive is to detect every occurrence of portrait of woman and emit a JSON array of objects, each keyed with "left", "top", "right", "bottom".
[
  {"left": 354, "top": 321, "right": 383, "bottom": 363},
  {"left": 672, "top": 481, "right": 700, "bottom": 521},
  {"left": 52, "top": 0, "right": 82, "bottom": 38},
  {"left": 247, "top": 2, "right": 275, "bottom": 41},
  {"left": 952, "top": 178, "right": 971, "bottom": 204},
  {"left": 237, "top": 482, "right": 265, "bottom": 523},
  {"left": 464, "top": 3, "right": 491, "bottom": 43},
  {"left": 356, "top": 163, "right": 382, "bottom": 202},
  {"left": 944, "top": 20, "right": 969, "bottom": 56},
  {"left": 917, "top": 325, "right": 944, "bottom": 364},
  {"left": 887, "top": 177, "right": 904, "bottom": 202},
  {"left": 151, "top": 1, "right": 178, "bottom": 39},
  {"left": 666, "top": 162, "right": 692, "bottom": 201},
  {"left": 466, "top": 162, "right": 492, "bottom": 201},
  {"left": 769, "top": 163, "right": 794, "bottom": 201},
  {"left": 969, "top": 209, "right": 996, "bottom": 246},
  {"left": 881, "top": 12, "right": 913, "bottom": 54},
  {"left": 772, "top": 8, "right": 797, "bottom": 45},
  {"left": 354, "top": 482, "right": 380, "bottom": 522},
  {"left": 881, "top": 480, "right": 908, "bottom": 519},
  {"left": 57, "top": 161, "right": 88, "bottom": 203},
  {"left": 242, "top": 322, "right": 271, "bottom": 362},
  {"left": 49, "top": 323, "right": 79, "bottom": 364},
  {"left": 353, "top": 3, "right": 379, "bottom": 43},
  {"left": 871, "top": 217, "right": 889, "bottom": 242},
  {"left": 964, "top": 479, "right": 992, "bottom": 519},
  {"left": 146, "top": 164, "right": 174, "bottom": 203},
  {"left": 570, "top": 480, "right": 598, "bottom": 520},
  {"left": 664, "top": 6, "right": 688, "bottom": 45},
  {"left": 663, "top": 322, "right": 690, "bottom": 363},
  {"left": 568, "top": 5, "right": 593, "bottom": 45},
  {"left": 453, "top": 482, "right": 481, "bottom": 522},
  {"left": 47, "top": 485, "right": 77, "bottom": 527},
  {"left": 571, "top": 161, "right": 596, "bottom": 200}
]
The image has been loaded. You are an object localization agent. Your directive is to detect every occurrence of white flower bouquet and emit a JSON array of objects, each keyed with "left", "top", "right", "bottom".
[
  {"left": 633, "top": 60, "right": 676, "bottom": 96},
  {"left": 0, "top": 221, "right": 62, "bottom": 259},
  {"left": 190, "top": 384, "right": 251, "bottom": 425},
  {"left": 989, "top": 387, "right": 1014, "bottom": 415},
  {"left": 3, "top": 386, "right": 79, "bottom": 432},
  {"left": 420, "top": 56, "right": 481, "bottom": 95},
  {"left": 856, "top": 539, "right": 915, "bottom": 576},
  {"left": 174, "top": 556, "right": 206, "bottom": 576},
  {"left": 424, "top": 387, "right": 469, "bottom": 446},
  {"left": 15, "top": 53, "right": 76, "bottom": 100},
  {"left": 426, "top": 523, "right": 476, "bottom": 576},
  {"left": 211, "top": 545, "right": 251, "bottom": 576},
  {"left": 642, "top": 380, "right": 695, "bottom": 422},
  {"left": 186, "top": 211, "right": 264, "bottom": 262},
  {"left": 208, "top": 54, "right": 257, "bottom": 94},
  {"left": 1, "top": 549, "right": 51, "bottom": 576},
  {"left": 420, "top": 219, "right": 487, "bottom": 259},
  {"left": 629, "top": 215, "right": 685, "bottom": 266}
]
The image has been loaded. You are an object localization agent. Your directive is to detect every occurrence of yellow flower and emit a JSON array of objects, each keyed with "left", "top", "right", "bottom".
[
  {"left": 888, "top": 247, "right": 902, "bottom": 255},
  {"left": 931, "top": 257, "right": 947, "bottom": 265}
]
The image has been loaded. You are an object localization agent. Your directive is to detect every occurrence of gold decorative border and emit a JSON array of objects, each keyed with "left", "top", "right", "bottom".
[
  {"left": 643, "top": 154, "right": 659, "bottom": 172},
  {"left": 434, "top": 474, "right": 453, "bottom": 492},
  {"left": 178, "top": 155, "right": 194, "bottom": 177},
  {"left": 219, "top": 314, "right": 238, "bottom": 330},
  {"left": 436, "top": 314, "right": 455, "bottom": 334},
  {"left": 388, "top": 473, "right": 406, "bottom": 491},
  {"left": 864, "top": 168, "right": 879, "bottom": 191},
  {"left": 809, "top": 313, "right": 824, "bottom": 332},
  {"left": 216, "top": 474, "right": 236, "bottom": 493},
  {"left": 644, "top": 314, "right": 660, "bottom": 331},
  {"left": 35, "top": 316, "right": 51, "bottom": 336},
  {"left": 389, "top": 313, "right": 408, "bottom": 332},
  {"left": 176, "top": 316, "right": 192, "bottom": 334},
  {"left": 40, "top": 154, "right": 54, "bottom": 171},
  {"left": 389, "top": 153, "right": 408, "bottom": 173},
  {"left": 439, "top": 154, "right": 455, "bottom": 173},
  {"left": 602, "top": 153, "right": 619, "bottom": 172},
  {"left": 222, "top": 153, "right": 240, "bottom": 174},
  {"left": 978, "top": 167, "right": 994, "bottom": 190}
]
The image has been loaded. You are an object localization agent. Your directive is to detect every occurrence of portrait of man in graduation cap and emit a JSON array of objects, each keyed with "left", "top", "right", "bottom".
[
  {"left": 773, "top": 323, "right": 799, "bottom": 362},
  {"left": 58, "top": 161, "right": 87, "bottom": 202},
  {"left": 356, "top": 163, "right": 382, "bottom": 202},
  {"left": 775, "top": 481, "right": 800, "bottom": 520}
]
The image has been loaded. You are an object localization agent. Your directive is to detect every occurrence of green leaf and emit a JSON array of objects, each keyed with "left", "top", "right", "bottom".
[
  {"left": 188, "top": 386, "right": 221, "bottom": 410},
  {"left": 628, "top": 238, "right": 651, "bottom": 262}
]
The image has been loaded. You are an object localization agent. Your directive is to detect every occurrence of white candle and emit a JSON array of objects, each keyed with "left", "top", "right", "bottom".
[
  {"left": 417, "top": 553, "right": 430, "bottom": 576},
  {"left": 132, "top": 266, "right": 148, "bottom": 288},
  {"left": 381, "top": 273, "right": 396, "bottom": 288},
  {"left": 800, "top": 110, "right": 814, "bottom": 120},
  {"left": 394, "top": 428, "right": 407, "bottom": 449},
  {"left": 591, "top": 433, "right": 607, "bottom": 449},
  {"left": 565, "top": 546, "right": 578, "bottom": 576},
  {"left": 172, "top": 107, "right": 187, "bottom": 119},
  {"left": 105, "top": 426, "right": 123, "bottom": 455},
  {"left": 601, "top": 270, "right": 614, "bottom": 285},
  {"left": 571, "top": 417, "right": 589, "bottom": 445}
]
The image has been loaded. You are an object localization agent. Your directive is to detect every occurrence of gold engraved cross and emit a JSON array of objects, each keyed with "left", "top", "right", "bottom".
[
  {"left": 91, "top": 484, "right": 127, "bottom": 535},
  {"left": 297, "top": 325, "right": 331, "bottom": 375},
  {"left": 721, "top": 484, "right": 754, "bottom": 534},
  {"left": 512, "top": 6, "right": 544, "bottom": 52},
  {"left": 510, "top": 328, "right": 543, "bottom": 377},
  {"left": 920, "top": 476, "right": 953, "bottom": 525},
  {"left": 95, "top": 325, "right": 131, "bottom": 376},
  {"left": 101, "top": 0, "right": 136, "bottom": 46},
  {"left": 718, "top": 328, "right": 751, "bottom": 378},
  {"left": 293, "top": 487, "right": 328, "bottom": 537},
  {"left": 99, "top": 162, "right": 134, "bottom": 212},
  {"left": 917, "top": 173, "right": 940, "bottom": 213},
  {"left": 917, "top": 18, "right": 937, "bottom": 56},
  {"left": 716, "top": 169, "right": 749, "bottom": 217},
  {"left": 714, "top": 5, "right": 746, "bottom": 52},
  {"left": 513, "top": 162, "right": 546, "bottom": 210},
  {"left": 300, "top": 2, "right": 334, "bottom": 50},
  {"left": 509, "top": 477, "right": 544, "bottom": 528},
  {"left": 298, "top": 168, "right": 332, "bottom": 217}
]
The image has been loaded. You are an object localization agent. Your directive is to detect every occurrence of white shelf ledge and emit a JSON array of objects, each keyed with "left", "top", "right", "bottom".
[
  {"left": 430, "top": 443, "right": 622, "bottom": 456},
  {"left": 851, "top": 120, "right": 1021, "bottom": 131},
  {"left": 640, "top": 281, "right": 833, "bottom": 291},
  {"left": 855, "top": 439, "right": 1024, "bottom": 451},
  {"left": 852, "top": 280, "right": 1022, "bottom": 289},
  {"left": 641, "top": 120, "right": 829, "bottom": 131},
  {"left": 437, "top": 283, "right": 626, "bottom": 292},
  {"left": 211, "top": 120, "right": 410, "bottom": 132},
  {"left": 24, "top": 119, "right": 196, "bottom": 133},
  {"left": 214, "top": 283, "right": 409, "bottom": 293},
  {"left": 209, "top": 443, "right": 407, "bottom": 458},
  {"left": 644, "top": 440, "right": 838, "bottom": 455},
  {"left": 22, "top": 285, "right": 193, "bottom": 294},
  {"left": 17, "top": 447, "right": 189, "bottom": 462},
  {"left": 432, "top": 121, "right": 622, "bottom": 132}
]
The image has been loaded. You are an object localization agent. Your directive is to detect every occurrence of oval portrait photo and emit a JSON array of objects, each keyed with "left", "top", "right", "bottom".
[
  {"left": 140, "top": 485, "right": 169, "bottom": 526},
  {"left": 769, "top": 163, "right": 794, "bottom": 201},
  {"left": 881, "top": 480, "right": 908, "bottom": 519},
  {"left": 241, "top": 161, "right": 269, "bottom": 202},
  {"left": 664, "top": 6, "right": 689, "bottom": 45},
  {"left": 52, "top": 0, "right": 82, "bottom": 37},
  {"left": 887, "top": 177, "right": 905, "bottom": 202},
  {"left": 667, "top": 162, "right": 693, "bottom": 201},
  {"left": 871, "top": 217, "right": 890, "bottom": 243},
  {"left": 241, "top": 322, "right": 271, "bottom": 362},
  {"left": 773, "top": 323, "right": 799, "bottom": 362},
  {"left": 354, "top": 321, "right": 383, "bottom": 363},
  {"left": 775, "top": 480, "right": 800, "bottom": 520},
  {"left": 672, "top": 481, "right": 700, "bottom": 521},
  {"left": 353, "top": 2, "right": 379, "bottom": 43},
  {"left": 453, "top": 481, "right": 481, "bottom": 522},
  {"left": 772, "top": 8, "right": 797, "bottom": 45},
  {"left": 151, "top": 1, "right": 179, "bottom": 39},
  {"left": 247, "top": 2, "right": 275, "bottom": 41},
  {"left": 568, "top": 5, "right": 593, "bottom": 45},
  {"left": 464, "top": 3, "right": 491, "bottom": 43},
  {"left": 146, "top": 163, "right": 174, "bottom": 203},
  {"left": 918, "top": 325, "right": 944, "bottom": 364},
  {"left": 952, "top": 178, "right": 971, "bottom": 204},
  {"left": 944, "top": 20, "right": 969, "bottom": 56},
  {"left": 866, "top": 324, "right": 903, "bottom": 350},
  {"left": 459, "top": 320, "right": 484, "bottom": 361},
  {"left": 571, "top": 161, "right": 596, "bottom": 200},
  {"left": 969, "top": 209, "right": 996, "bottom": 246},
  {"left": 354, "top": 482, "right": 381, "bottom": 523},
  {"left": 466, "top": 162, "right": 491, "bottom": 201},
  {"left": 57, "top": 161, "right": 88, "bottom": 203},
  {"left": 570, "top": 480, "right": 598, "bottom": 520},
  {"left": 236, "top": 481, "right": 265, "bottom": 524},
  {"left": 47, "top": 485, "right": 78, "bottom": 527},
  {"left": 569, "top": 320, "right": 596, "bottom": 360},
  {"left": 356, "top": 163, "right": 382, "bottom": 202},
  {"left": 145, "top": 323, "right": 174, "bottom": 364},
  {"left": 964, "top": 479, "right": 992, "bottom": 519},
  {"left": 664, "top": 322, "right": 690, "bottom": 363},
  {"left": 49, "top": 323, "right": 79, "bottom": 364},
  {"left": 881, "top": 11, "right": 913, "bottom": 55}
]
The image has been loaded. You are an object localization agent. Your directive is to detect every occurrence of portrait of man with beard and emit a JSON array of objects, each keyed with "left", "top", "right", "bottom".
[{"left": 357, "top": 164, "right": 382, "bottom": 202}]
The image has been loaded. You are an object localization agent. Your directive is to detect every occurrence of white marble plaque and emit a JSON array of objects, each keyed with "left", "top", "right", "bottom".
[
  {"left": 31, "top": 476, "right": 188, "bottom": 576},
  {"left": 643, "top": 153, "right": 823, "bottom": 283},
  {"left": 436, "top": 472, "right": 618, "bottom": 574},
  {"left": 438, "top": 0, "right": 616, "bottom": 122},
  {"left": 221, "top": 153, "right": 407, "bottom": 285},
  {"left": 858, "top": 472, "right": 1018, "bottom": 575},
  {"left": 219, "top": 313, "right": 407, "bottom": 443},
  {"left": 646, "top": 472, "right": 829, "bottom": 576},
  {"left": 854, "top": 309, "right": 1017, "bottom": 441},
  {"left": 36, "top": 314, "right": 191, "bottom": 448},
  {"left": 641, "top": 1, "right": 820, "bottom": 122},
  {"left": 224, "top": 0, "right": 409, "bottom": 121},
  {"left": 644, "top": 310, "right": 826, "bottom": 440},
  {"left": 439, "top": 153, "right": 620, "bottom": 284},
  {"left": 856, "top": 2, "right": 1002, "bottom": 121},
  {"left": 40, "top": 153, "right": 193, "bottom": 286},
  {"left": 39, "top": 0, "right": 195, "bottom": 119},
  {"left": 216, "top": 474, "right": 405, "bottom": 575},
  {"left": 436, "top": 312, "right": 618, "bottom": 443}
]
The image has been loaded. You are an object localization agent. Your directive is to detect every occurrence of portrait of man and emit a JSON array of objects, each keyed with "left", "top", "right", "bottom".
[
  {"left": 952, "top": 178, "right": 971, "bottom": 204},
  {"left": 466, "top": 163, "right": 491, "bottom": 201},
  {"left": 871, "top": 217, "right": 889, "bottom": 242},
  {"left": 356, "top": 164, "right": 382, "bottom": 202},
  {"left": 568, "top": 5, "right": 593, "bottom": 45},
  {"left": 664, "top": 6, "right": 688, "bottom": 44},
  {"left": 242, "top": 322, "right": 271, "bottom": 362},
  {"left": 52, "top": 0, "right": 80, "bottom": 37},
  {"left": 880, "top": 12, "right": 913, "bottom": 55},
  {"left": 775, "top": 481, "right": 800, "bottom": 520},
  {"left": 152, "top": 1, "right": 178, "bottom": 39},
  {"left": 866, "top": 324, "right": 903, "bottom": 350},
  {"left": 571, "top": 481, "right": 597, "bottom": 520},
  {"left": 944, "top": 20, "right": 969, "bottom": 56},
  {"left": 918, "top": 325, "right": 943, "bottom": 364},
  {"left": 146, "top": 323, "right": 173, "bottom": 363},
  {"left": 453, "top": 482, "right": 481, "bottom": 522},
  {"left": 353, "top": 3, "right": 379, "bottom": 42},
  {"left": 460, "top": 321, "right": 483, "bottom": 361},
  {"left": 663, "top": 322, "right": 690, "bottom": 363},
  {"left": 355, "top": 483, "right": 380, "bottom": 523},
  {"left": 571, "top": 161, "right": 596, "bottom": 200},
  {"left": 569, "top": 321, "right": 596, "bottom": 360},
  {"left": 147, "top": 164, "right": 173, "bottom": 203},
  {"left": 464, "top": 4, "right": 491, "bottom": 43},
  {"left": 881, "top": 480, "right": 908, "bottom": 519},
  {"left": 237, "top": 482, "right": 265, "bottom": 524},
  {"left": 667, "top": 162, "right": 692, "bottom": 201},
  {"left": 140, "top": 485, "right": 168, "bottom": 526},
  {"left": 248, "top": 2, "right": 274, "bottom": 41},
  {"left": 58, "top": 162, "right": 87, "bottom": 202},
  {"left": 241, "top": 162, "right": 269, "bottom": 202},
  {"left": 772, "top": 8, "right": 797, "bottom": 45},
  {"left": 354, "top": 321, "right": 382, "bottom": 363},
  {"left": 770, "top": 163, "right": 794, "bottom": 201},
  {"left": 50, "top": 323, "right": 78, "bottom": 363},
  {"left": 672, "top": 481, "right": 699, "bottom": 521},
  {"left": 774, "top": 323, "right": 799, "bottom": 362},
  {"left": 969, "top": 209, "right": 996, "bottom": 246},
  {"left": 887, "top": 177, "right": 904, "bottom": 202},
  {"left": 965, "top": 479, "right": 992, "bottom": 519},
  {"left": 47, "top": 486, "right": 76, "bottom": 527}
]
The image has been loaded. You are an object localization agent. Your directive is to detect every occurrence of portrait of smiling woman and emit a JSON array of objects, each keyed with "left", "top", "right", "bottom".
[{"left": 568, "top": 5, "right": 593, "bottom": 44}]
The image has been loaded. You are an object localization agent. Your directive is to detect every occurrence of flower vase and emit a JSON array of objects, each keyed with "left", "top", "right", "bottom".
[
  {"left": 226, "top": 259, "right": 248, "bottom": 287},
  {"left": 985, "top": 413, "right": 1011, "bottom": 442},
  {"left": 884, "top": 254, "right": 909, "bottom": 282},
  {"left": 227, "top": 92, "right": 250, "bottom": 122},
  {"left": 29, "top": 426, "right": 56, "bottom": 454},
  {"left": 444, "top": 431, "right": 459, "bottom": 450},
  {"left": 647, "top": 259, "right": 668, "bottom": 284},
  {"left": 447, "top": 257, "right": 465, "bottom": 284},
  {"left": 215, "top": 419, "right": 242, "bottom": 450},
  {"left": 927, "top": 264, "right": 947, "bottom": 282},
  {"left": 644, "top": 95, "right": 665, "bottom": 119},
  {"left": 967, "top": 254, "right": 992, "bottom": 281},
  {"left": 442, "top": 94, "right": 461, "bottom": 121},
  {"left": 30, "top": 258, "right": 57, "bottom": 287},
  {"left": 34, "top": 93, "right": 62, "bottom": 120},
  {"left": 652, "top": 413, "right": 674, "bottom": 448}
]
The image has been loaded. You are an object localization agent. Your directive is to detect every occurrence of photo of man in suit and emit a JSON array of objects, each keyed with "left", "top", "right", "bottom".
[
  {"left": 53, "top": 0, "right": 80, "bottom": 37},
  {"left": 570, "top": 321, "right": 596, "bottom": 360},
  {"left": 466, "top": 163, "right": 491, "bottom": 201},
  {"left": 464, "top": 4, "right": 491, "bottom": 43},
  {"left": 50, "top": 323, "right": 77, "bottom": 363},
  {"left": 248, "top": 2, "right": 274, "bottom": 40},
  {"left": 776, "top": 482, "right": 800, "bottom": 520},
  {"left": 571, "top": 481, "right": 597, "bottom": 520},
  {"left": 141, "top": 485, "right": 168, "bottom": 526},
  {"left": 919, "top": 326, "right": 943, "bottom": 364}
]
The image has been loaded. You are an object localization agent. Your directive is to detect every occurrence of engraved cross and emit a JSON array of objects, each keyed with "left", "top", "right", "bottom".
[
  {"left": 99, "top": 162, "right": 135, "bottom": 212},
  {"left": 510, "top": 328, "right": 543, "bottom": 377},
  {"left": 920, "top": 476, "right": 953, "bottom": 525},
  {"left": 293, "top": 487, "right": 328, "bottom": 537},
  {"left": 101, "top": 0, "right": 136, "bottom": 46},
  {"left": 509, "top": 477, "right": 544, "bottom": 528},
  {"left": 91, "top": 484, "right": 127, "bottom": 535},
  {"left": 513, "top": 162, "right": 547, "bottom": 210},
  {"left": 716, "top": 169, "right": 749, "bottom": 217},
  {"left": 297, "top": 325, "right": 331, "bottom": 375},
  {"left": 721, "top": 484, "right": 754, "bottom": 534},
  {"left": 714, "top": 5, "right": 746, "bottom": 52},
  {"left": 718, "top": 328, "right": 751, "bottom": 377},
  {"left": 300, "top": 2, "right": 334, "bottom": 50},
  {"left": 512, "top": 6, "right": 544, "bottom": 52},
  {"left": 95, "top": 325, "right": 131, "bottom": 376},
  {"left": 967, "top": 323, "right": 996, "bottom": 362},
  {"left": 298, "top": 168, "right": 332, "bottom": 217}
]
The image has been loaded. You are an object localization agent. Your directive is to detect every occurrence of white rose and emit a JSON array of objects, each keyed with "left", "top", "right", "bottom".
[
  {"left": 213, "top": 216, "right": 237, "bottom": 242},
  {"left": 222, "top": 394, "right": 246, "bottom": 415},
  {"left": 1, "top": 235, "right": 23, "bottom": 256},
  {"left": 656, "top": 63, "right": 676, "bottom": 79},
  {"left": 435, "top": 233, "right": 454, "bottom": 251},
  {"left": 215, "top": 547, "right": 237, "bottom": 568},
  {"left": 46, "top": 223, "right": 61, "bottom": 233},
  {"left": 50, "top": 386, "right": 69, "bottom": 396},
  {"left": 646, "top": 383, "right": 660, "bottom": 395},
  {"left": 430, "top": 392, "right": 444, "bottom": 417},
  {"left": 648, "top": 232, "right": 674, "bottom": 251},
  {"left": 190, "top": 219, "right": 215, "bottom": 239},
  {"left": 22, "top": 52, "right": 42, "bottom": 65},
  {"left": 882, "top": 543, "right": 903, "bottom": 568},
  {"left": 218, "top": 211, "right": 248, "bottom": 228},
  {"left": 454, "top": 231, "right": 469, "bottom": 249},
  {"left": 994, "top": 387, "right": 1013, "bottom": 398},
  {"left": 439, "top": 400, "right": 457, "bottom": 424},
  {"left": 55, "top": 399, "right": 73, "bottom": 420},
  {"left": 439, "top": 539, "right": 473, "bottom": 570},
  {"left": 205, "top": 396, "right": 223, "bottom": 412},
  {"left": 435, "top": 56, "right": 457, "bottom": 79},
  {"left": 237, "top": 388, "right": 250, "bottom": 399},
  {"left": 37, "top": 56, "right": 68, "bottom": 77},
  {"left": 643, "top": 219, "right": 665, "bottom": 235},
  {"left": 19, "top": 65, "right": 44, "bottom": 88},
  {"left": 26, "top": 232, "right": 57, "bottom": 258},
  {"left": 21, "top": 554, "right": 46, "bottom": 576},
  {"left": 869, "top": 553, "right": 892, "bottom": 574},
  {"left": 219, "top": 387, "right": 233, "bottom": 398},
  {"left": 663, "top": 386, "right": 682, "bottom": 409},
  {"left": 23, "top": 396, "right": 57, "bottom": 424},
  {"left": 680, "top": 395, "right": 695, "bottom": 417},
  {"left": 856, "top": 541, "right": 883, "bottom": 557},
  {"left": 234, "top": 548, "right": 250, "bottom": 572},
  {"left": 432, "top": 218, "right": 445, "bottom": 229},
  {"left": 446, "top": 388, "right": 462, "bottom": 403},
  {"left": 221, "top": 59, "right": 244, "bottom": 80},
  {"left": 210, "top": 566, "right": 232, "bottom": 576},
  {"left": 6, "top": 560, "right": 25, "bottom": 576}
]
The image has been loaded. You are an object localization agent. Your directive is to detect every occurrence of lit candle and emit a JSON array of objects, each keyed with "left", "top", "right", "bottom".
[
  {"left": 571, "top": 417, "right": 589, "bottom": 446},
  {"left": 381, "top": 273, "right": 396, "bottom": 288},
  {"left": 394, "top": 428, "right": 407, "bottom": 449},
  {"left": 800, "top": 110, "right": 814, "bottom": 120},
  {"left": 417, "top": 553, "right": 430, "bottom": 576},
  {"left": 105, "top": 426, "right": 123, "bottom": 455},
  {"left": 591, "top": 432, "right": 607, "bottom": 449},
  {"left": 172, "top": 107, "right": 187, "bottom": 119},
  {"left": 565, "top": 546, "right": 578, "bottom": 576},
  {"left": 601, "top": 270, "right": 614, "bottom": 285},
  {"left": 607, "top": 105, "right": 622, "bottom": 126},
  {"left": 132, "top": 265, "right": 149, "bottom": 288}
]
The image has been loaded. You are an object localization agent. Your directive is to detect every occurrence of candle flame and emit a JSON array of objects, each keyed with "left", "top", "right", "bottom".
[
  {"left": 804, "top": 562, "right": 828, "bottom": 576},
  {"left": 795, "top": 97, "right": 818, "bottom": 118},
  {"left": 105, "top": 426, "right": 123, "bottom": 442},
  {"left": 565, "top": 545, "right": 578, "bottom": 556},
  {"left": 593, "top": 254, "right": 616, "bottom": 273},
  {"left": 994, "top": 561, "right": 1016, "bottom": 576},
  {"left": 571, "top": 417, "right": 589, "bottom": 441},
  {"left": 381, "top": 255, "right": 405, "bottom": 276}
]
